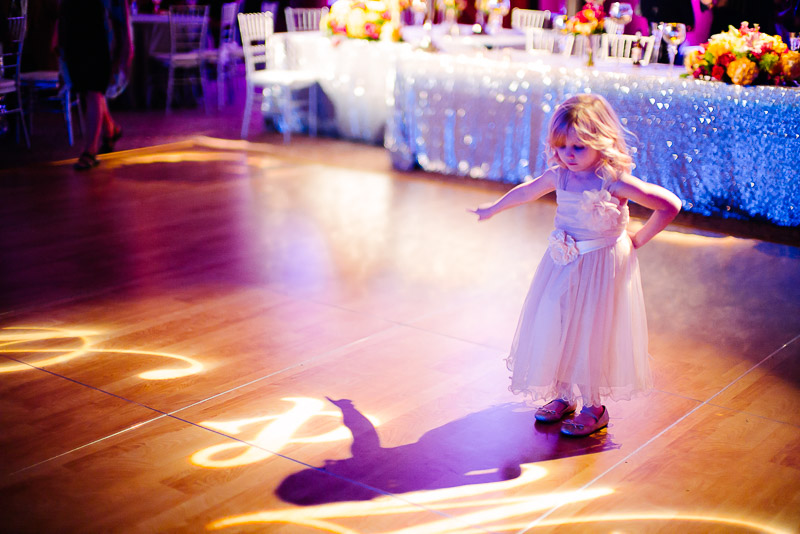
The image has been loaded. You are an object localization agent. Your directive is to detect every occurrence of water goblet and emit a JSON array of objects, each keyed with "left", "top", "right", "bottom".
[
  {"left": 608, "top": 3, "right": 633, "bottom": 34},
  {"left": 411, "top": 0, "right": 426, "bottom": 25},
  {"left": 661, "top": 22, "right": 686, "bottom": 72},
  {"left": 552, "top": 12, "right": 567, "bottom": 32}
]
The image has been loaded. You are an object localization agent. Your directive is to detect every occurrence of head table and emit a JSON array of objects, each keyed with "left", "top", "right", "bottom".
[{"left": 271, "top": 32, "right": 800, "bottom": 226}]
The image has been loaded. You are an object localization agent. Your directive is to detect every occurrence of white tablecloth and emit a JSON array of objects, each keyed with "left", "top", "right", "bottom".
[{"left": 270, "top": 33, "right": 413, "bottom": 143}]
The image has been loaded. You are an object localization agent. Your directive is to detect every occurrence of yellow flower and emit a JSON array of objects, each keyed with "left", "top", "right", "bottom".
[
  {"left": 345, "top": 8, "right": 368, "bottom": 39},
  {"left": 705, "top": 40, "right": 730, "bottom": 60},
  {"left": 581, "top": 8, "right": 596, "bottom": 21},
  {"left": 726, "top": 57, "right": 759, "bottom": 85},
  {"left": 779, "top": 51, "right": 800, "bottom": 80},
  {"left": 763, "top": 34, "right": 788, "bottom": 54},
  {"left": 379, "top": 21, "right": 401, "bottom": 41},
  {"left": 684, "top": 49, "right": 704, "bottom": 71}
]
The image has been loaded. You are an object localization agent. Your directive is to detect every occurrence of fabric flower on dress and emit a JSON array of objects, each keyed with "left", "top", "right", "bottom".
[
  {"left": 580, "top": 189, "right": 622, "bottom": 231},
  {"left": 548, "top": 230, "right": 579, "bottom": 265}
]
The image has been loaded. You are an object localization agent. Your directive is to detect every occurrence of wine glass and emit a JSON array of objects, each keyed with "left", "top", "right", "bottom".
[
  {"left": 552, "top": 12, "right": 567, "bottom": 32},
  {"left": 608, "top": 3, "right": 633, "bottom": 34},
  {"left": 411, "top": 0, "right": 426, "bottom": 26},
  {"left": 660, "top": 22, "right": 687, "bottom": 71}
]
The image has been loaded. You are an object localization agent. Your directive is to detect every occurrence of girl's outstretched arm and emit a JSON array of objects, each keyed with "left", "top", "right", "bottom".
[
  {"left": 611, "top": 175, "right": 682, "bottom": 248},
  {"left": 469, "top": 170, "right": 558, "bottom": 221}
]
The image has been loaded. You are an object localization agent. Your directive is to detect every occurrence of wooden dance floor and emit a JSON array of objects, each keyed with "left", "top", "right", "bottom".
[{"left": 1, "top": 134, "right": 799, "bottom": 533}]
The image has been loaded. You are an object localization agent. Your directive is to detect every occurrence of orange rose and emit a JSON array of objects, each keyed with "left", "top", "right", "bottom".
[
  {"left": 726, "top": 57, "right": 759, "bottom": 85},
  {"left": 779, "top": 51, "right": 800, "bottom": 80}
]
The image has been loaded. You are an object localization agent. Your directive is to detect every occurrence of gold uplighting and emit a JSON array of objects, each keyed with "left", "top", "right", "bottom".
[
  {"left": 192, "top": 397, "right": 381, "bottom": 468},
  {"left": 0, "top": 326, "right": 204, "bottom": 380},
  {"left": 198, "top": 397, "right": 788, "bottom": 534},
  {"left": 207, "top": 465, "right": 613, "bottom": 533},
  {"left": 517, "top": 512, "right": 792, "bottom": 533}
]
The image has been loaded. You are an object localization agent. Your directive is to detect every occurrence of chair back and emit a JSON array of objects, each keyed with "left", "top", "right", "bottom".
[
  {"left": 238, "top": 11, "right": 274, "bottom": 77},
  {"left": 168, "top": 5, "right": 209, "bottom": 55},
  {"left": 261, "top": 1, "right": 278, "bottom": 18},
  {"left": 525, "top": 28, "right": 574, "bottom": 56},
  {"left": 511, "top": 8, "right": 549, "bottom": 31},
  {"left": 603, "top": 20, "right": 622, "bottom": 35},
  {"left": 600, "top": 33, "right": 655, "bottom": 64},
  {"left": 284, "top": 7, "right": 328, "bottom": 32},
  {"left": 0, "top": 17, "right": 26, "bottom": 91},
  {"left": 220, "top": 2, "right": 240, "bottom": 46},
  {"left": 0, "top": 16, "right": 30, "bottom": 146}
]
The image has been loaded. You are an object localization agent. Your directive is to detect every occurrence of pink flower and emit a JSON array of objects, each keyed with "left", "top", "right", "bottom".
[
  {"left": 365, "top": 22, "right": 379, "bottom": 39},
  {"left": 548, "top": 230, "right": 579, "bottom": 266}
]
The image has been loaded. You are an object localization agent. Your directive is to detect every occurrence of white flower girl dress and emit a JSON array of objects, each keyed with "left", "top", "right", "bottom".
[{"left": 506, "top": 168, "right": 652, "bottom": 405}]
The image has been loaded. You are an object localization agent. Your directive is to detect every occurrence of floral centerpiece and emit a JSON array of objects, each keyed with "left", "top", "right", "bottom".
[
  {"left": 437, "top": 0, "right": 466, "bottom": 16},
  {"left": 564, "top": 1, "right": 605, "bottom": 36},
  {"left": 560, "top": 1, "right": 605, "bottom": 66},
  {"left": 684, "top": 22, "right": 800, "bottom": 86},
  {"left": 321, "top": 0, "right": 406, "bottom": 41},
  {"left": 437, "top": 0, "right": 466, "bottom": 33},
  {"left": 473, "top": 0, "right": 508, "bottom": 34}
]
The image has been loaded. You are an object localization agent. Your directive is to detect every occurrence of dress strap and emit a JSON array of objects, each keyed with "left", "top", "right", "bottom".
[{"left": 556, "top": 167, "right": 568, "bottom": 190}]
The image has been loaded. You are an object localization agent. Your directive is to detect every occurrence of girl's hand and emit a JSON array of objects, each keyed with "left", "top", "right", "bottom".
[{"left": 468, "top": 203, "right": 495, "bottom": 221}]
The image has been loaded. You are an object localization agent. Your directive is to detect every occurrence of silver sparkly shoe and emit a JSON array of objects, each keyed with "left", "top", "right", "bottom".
[
  {"left": 535, "top": 399, "right": 577, "bottom": 423},
  {"left": 560, "top": 405, "right": 609, "bottom": 437}
]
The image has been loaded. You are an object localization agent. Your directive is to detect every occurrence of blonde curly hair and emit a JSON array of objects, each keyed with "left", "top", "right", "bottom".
[{"left": 546, "top": 94, "right": 633, "bottom": 182}]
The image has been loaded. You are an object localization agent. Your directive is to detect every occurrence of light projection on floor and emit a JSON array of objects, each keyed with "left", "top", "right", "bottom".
[
  {"left": 208, "top": 464, "right": 616, "bottom": 534},
  {"left": 191, "top": 397, "right": 381, "bottom": 468},
  {"left": 0, "top": 326, "right": 204, "bottom": 380},
  {"left": 57, "top": 137, "right": 291, "bottom": 171},
  {"left": 198, "top": 397, "right": 790, "bottom": 534}
]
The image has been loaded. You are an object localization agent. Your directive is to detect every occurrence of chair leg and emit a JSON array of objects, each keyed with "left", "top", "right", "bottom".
[
  {"left": 309, "top": 84, "right": 318, "bottom": 138},
  {"left": 27, "top": 88, "right": 35, "bottom": 135},
  {"left": 217, "top": 60, "right": 225, "bottom": 109},
  {"left": 16, "top": 109, "right": 31, "bottom": 148},
  {"left": 241, "top": 84, "right": 253, "bottom": 138},
  {"left": 199, "top": 63, "right": 209, "bottom": 115},
  {"left": 63, "top": 89, "right": 74, "bottom": 146},
  {"left": 281, "top": 87, "right": 291, "bottom": 144},
  {"left": 166, "top": 64, "right": 175, "bottom": 114}
]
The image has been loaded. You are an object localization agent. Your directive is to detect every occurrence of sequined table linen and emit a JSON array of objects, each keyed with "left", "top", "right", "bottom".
[{"left": 386, "top": 50, "right": 800, "bottom": 225}]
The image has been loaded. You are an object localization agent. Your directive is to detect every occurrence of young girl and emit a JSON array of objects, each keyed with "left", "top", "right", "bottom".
[{"left": 471, "top": 94, "right": 681, "bottom": 437}]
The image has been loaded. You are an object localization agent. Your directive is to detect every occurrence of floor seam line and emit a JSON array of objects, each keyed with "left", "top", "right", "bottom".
[
  {"left": 165, "top": 326, "right": 399, "bottom": 416},
  {"left": 515, "top": 333, "right": 800, "bottom": 534},
  {"left": 4, "top": 327, "right": 398, "bottom": 475}
]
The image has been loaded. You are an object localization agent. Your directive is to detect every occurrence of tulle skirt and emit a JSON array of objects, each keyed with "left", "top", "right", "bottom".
[{"left": 506, "top": 235, "right": 652, "bottom": 406}]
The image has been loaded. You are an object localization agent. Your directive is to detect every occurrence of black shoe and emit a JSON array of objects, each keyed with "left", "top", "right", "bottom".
[
  {"left": 74, "top": 151, "right": 99, "bottom": 171},
  {"left": 99, "top": 126, "right": 123, "bottom": 154}
]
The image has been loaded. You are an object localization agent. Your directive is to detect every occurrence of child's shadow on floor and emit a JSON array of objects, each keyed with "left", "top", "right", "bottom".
[{"left": 276, "top": 397, "right": 619, "bottom": 505}]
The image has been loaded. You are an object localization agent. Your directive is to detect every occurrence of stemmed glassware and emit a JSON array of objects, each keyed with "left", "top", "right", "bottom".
[
  {"left": 607, "top": 3, "right": 633, "bottom": 34},
  {"left": 552, "top": 12, "right": 567, "bottom": 32},
  {"left": 660, "top": 22, "right": 687, "bottom": 71}
]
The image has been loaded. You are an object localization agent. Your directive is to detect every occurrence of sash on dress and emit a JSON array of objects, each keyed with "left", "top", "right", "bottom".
[{"left": 548, "top": 230, "right": 626, "bottom": 265}]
